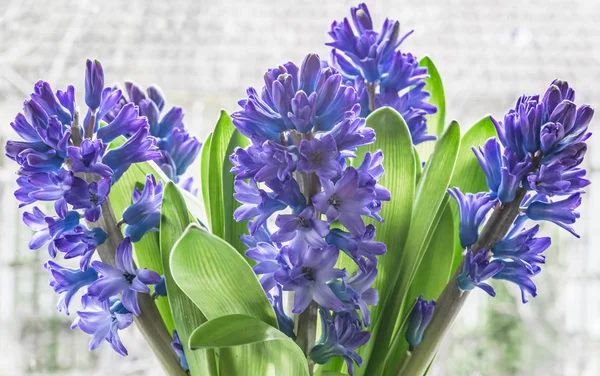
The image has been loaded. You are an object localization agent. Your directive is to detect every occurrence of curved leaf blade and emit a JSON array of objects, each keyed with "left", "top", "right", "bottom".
[
  {"left": 170, "top": 224, "right": 277, "bottom": 327},
  {"left": 420, "top": 56, "right": 445, "bottom": 137},
  {"left": 200, "top": 132, "right": 213, "bottom": 227}
]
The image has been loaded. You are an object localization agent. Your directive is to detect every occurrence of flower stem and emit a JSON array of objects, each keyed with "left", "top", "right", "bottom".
[
  {"left": 367, "top": 82, "right": 376, "bottom": 112},
  {"left": 396, "top": 187, "right": 528, "bottom": 375},
  {"left": 86, "top": 186, "right": 185, "bottom": 376}
]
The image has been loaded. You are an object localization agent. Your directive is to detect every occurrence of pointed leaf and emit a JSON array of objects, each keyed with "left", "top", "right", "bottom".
[
  {"left": 420, "top": 56, "right": 445, "bottom": 137},
  {"left": 200, "top": 132, "right": 213, "bottom": 227},
  {"left": 160, "top": 182, "right": 217, "bottom": 375}
]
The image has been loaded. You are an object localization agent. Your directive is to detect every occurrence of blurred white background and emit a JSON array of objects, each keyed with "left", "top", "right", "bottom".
[{"left": 1, "top": 0, "right": 599, "bottom": 375}]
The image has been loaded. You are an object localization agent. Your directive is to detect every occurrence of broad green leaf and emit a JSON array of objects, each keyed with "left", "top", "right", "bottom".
[
  {"left": 383, "top": 204, "right": 455, "bottom": 374},
  {"left": 200, "top": 132, "right": 213, "bottom": 228},
  {"left": 107, "top": 135, "right": 207, "bottom": 336},
  {"left": 189, "top": 315, "right": 308, "bottom": 376},
  {"left": 420, "top": 56, "right": 445, "bottom": 137},
  {"left": 160, "top": 182, "right": 217, "bottom": 375},
  {"left": 353, "top": 107, "right": 416, "bottom": 376},
  {"left": 170, "top": 224, "right": 277, "bottom": 326},
  {"left": 208, "top": 111, "right": 237, "bottom": 239},
  {"left": 449, "top": 116, "right": 497, "bottom": 271},
  {"left": 362, "top": 121, "right": 460, "bottom": 376},
  {"left": 222, "top": 129, "right": 251, "bottom": 259}
]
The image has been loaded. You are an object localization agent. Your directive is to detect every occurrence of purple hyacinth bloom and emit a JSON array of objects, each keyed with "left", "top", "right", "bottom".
[
  {"left": 271, "top": 206, "right": 329, "bottom": 251},
  {"left": 72, "top": 295, "right": 133, "bottom": 356},
  {"left": 329, "top": 262, "right": 378, "bottom": 327},
  {"left": 26, "top": 169, "right": 74, "bottom": 202},
  {"left": 45, "top": 260, "right": 98, "bottom": 315},
  {"left": 492, "top": 261, "right": 540, "bottom": 303},
  {"left": 313, "top": 167, "right": 375, "bottom": 236},
  {"left": 102, "top": 127, "right": 162, "bottom": 181},
  {"left": 14, "top": 176, "right": 38, "bottom": 207},
  {"left": 152, "top": 276, "right": 167, "bottom": 299},
  {"left": 88, "top": 237, "right": 162, "bottom": 315},
  {"left": 67, "top": 139, "right": 113, "bottom": 178},
  {"left": 457, "top": 249, "right": 504, "bottom": 297},
  {"left": 405, "top": 295, "right": 436, "bottom": 350},
  {"left": 64, "top": 177, "right": 111, "bottom": 222},
  {"left": 36, "top": 117, "right": 71, "bottom": 158},
  {"left": 473, "top": 137, "right": 533, "bottom": 202},
  {"left": 310, "top": 309, "right": 370, "bottom": 376},
  {"left": 298, "top": 135, "right": 342, "bottom": 179},
  {"left": 527, "top": 164, "right": 589, "bottom": 196},
  {"left": 327, "top": 3, "right": 412, "bottom": 83},
  {"left": 240, "top": 223, "right": 274, "bottom": 249},
  {"left": 493, "top": 224, "right": 549, "bottom": 271},
  {"left": 356, "top": 151, "right": 390, "bottom": 221},
  {"left": 54, "top": 226, "right": 107, "bottom": 270},
  {"left": 10, "top": 113, "right": 42, "bottom": 142},
  {"left": 326, "top": 225, "right": 386, "bottom": 271},
  {"left": 233, "top": 179, "right": 287, "bottom": 234},
  {"left": 156, "top": 127, "right": 202, "bottom": 181},
  {"left": 448, "top": 188, "right": 497, "bottom": 248},
  {"left": 276, "top": 245, "right": 346, "bottom": 314},
  {"left": 328, "top": 112, "right": 375, "bottom": 155},
  {"left": 85, "top": 59, "right": 104, "bottom": 111},
  {"left": 232, "top": 54, "right": 357, "bottom": 140},
  {"left": 245, "top": 242, "right": 286, "bottom": 292},
  {"left": 120, "top": 175, "right": 163, "bottom": 242},
  {"left": 23, "top": 204, "right": 80, "bottom": 257},
  {"left": 267, "top": 286, "right": 296, "bottom": 340},
  {"left": 30, "top": 81, "right": 73, "bottom": 124},
  {"left": 171, "top": 330, "right": 189, "bottom": 371},
  {"left": 526, "top": 193, "right": 582, "bottom": 237},
  {"left": 231, "top": 141, "right": 298, "bottom": 182},
  {"left": 96, "top": 103, "right": 149, "bottom": 143}
]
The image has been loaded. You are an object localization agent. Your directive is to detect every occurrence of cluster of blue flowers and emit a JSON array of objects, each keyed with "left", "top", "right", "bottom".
[
  {"left": 5, "top": 60, "right": 193, "bottom": 366},
  {"left": 450, "top": 80, "right": 593, "bottom": 303},
  {"left": 327, "top": 3, "right": 437, "bottom": 144},
  {"left": 231, "top": 52, "right": 389, "bottom": 375},
  {"left": 103, "top": 81, "right": 201, "bottom": 191}
]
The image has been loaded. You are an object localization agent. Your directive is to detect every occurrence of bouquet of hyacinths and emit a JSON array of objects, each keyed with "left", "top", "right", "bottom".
[{"left": 4, "top": 3, "right": 593, "bottom": 376}]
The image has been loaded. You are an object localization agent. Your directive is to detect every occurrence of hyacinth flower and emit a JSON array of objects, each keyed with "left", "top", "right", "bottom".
[
  {"left": 72, "top": 294, "right": 134, "bottom": 356},
  {"left": 88, "top": 238, "right": 162, "bottom": 315},
  {"left": 399, "top": 80, "right": 595, "bottom": 375},
  {"left": 4, "top": 59, "right": 191, "bottom": 367},
  {"left": 405, "top": 295, "right": 436, "bottom": 351},
  {"left": 447, "top": 188, "right": 497, "bottom": 248},
  {"left": 231, "top": 52, "right": 388, "bottom": 374},
  {"left": 171, "top": 330, "right": 189, "bottom": 372},
  {"left": 310, "top": 309, "right": 371, "bottom": 376},
  {"left": 102, "top": 81, "right": 202, "bottom": 185},
  {"left": 119, "top": 175, "right": 164, "bottom": 242},
  {"left": 326, "top": 3, "right": 437, "bottom": 144}
]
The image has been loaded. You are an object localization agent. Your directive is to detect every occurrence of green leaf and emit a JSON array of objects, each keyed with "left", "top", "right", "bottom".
[
  {"left": 420, "top": 56, "right": 445, "bottom": 137},
  {"left": 383, "top": 204, "right": 455, "bottom": 374},
  {"left": 207, "top": 111, "right": 237, "bottom": 239},
  {"left": 170, "top": 224, "right": 277, "bottom": 326},
  {"left": 160, "top": 182, "right": 217, "bottom": 375},
  {"left": 222, "top": 129, "right": 252, "bottom": 259},
  {"left": 190, "top": 314, "right": 296, "bottom": 350},
  {"left": 189, "top": 314, "right": 309, "bottom": 376},
  {"left": 352, "top": 107, "right": 416, "bottom": 376},
  {"left": 449, "top": 115, "right": 497, "bottom": 271},
  {"left": 200, "top": 132, "right": 213, "bottom": 228},
  {"left": 362, "top": 121, "right": 460, "bottom": 376}
]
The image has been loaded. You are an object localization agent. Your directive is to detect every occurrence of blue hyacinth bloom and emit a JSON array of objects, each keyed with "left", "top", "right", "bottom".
[
  {"left": 405, "top": 295, "right": 436, "bottom": 350},
  {"left": 152, "top": 276, "right": 167, "bottom": 299},
  {"left": 233, "top": 179, "right": 287, "bottom": 235},
  {"left": 45, "top": 260, "right": 98, "bottom": 315},
  {"left": 448, "top": 188, "right": 497, "bottom": 248},
  {"left": 171, "top": 330, "right": 189, "bottom": 371},
  {"left": 492, "top": 261, "right": 540, "bottom": 303},
  {"left": 54, "top": 226, "right": 107, "bottom": 270},
  {"left": 23, "top": 204, "right": 80, "bottom": 257},
  {"left": 67, "top": 139, "right": 113, "bottom": 178},
  {"left": 64, "top": 177, "right": 111, "bottom": 222},
  {"left": 310, "top": 309, "right": 370, "bottom": 376},
  {"left": 87, "top": 237, "right": 162, "bottom": 315},
  {"left": 72, "top": 294, "right": 133, "bottom": 356},
  {"left": 526, "top": 193, "right": 581, "bottom": 237},
  {"left": 268, "top": 286, "right": 296, "bottom": 340},
  {"left": 120, "top": 175, "right": 164, "bottom": 242},
  {"left": 102, "top": 127, "right": 162, "bottom": 181},
  {"left": 85, "top": 59, "right": 104, "bottom": 111},
  {"left": 493, "top": 224, "right": 550, "bottom": 271},
  {"left": 457, "top": 250, "right": 504, "bottom": 297}
]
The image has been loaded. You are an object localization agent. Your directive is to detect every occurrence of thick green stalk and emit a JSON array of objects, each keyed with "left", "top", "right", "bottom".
[{"left": 397, "top": 187, "right": 527, "bottom": 375}]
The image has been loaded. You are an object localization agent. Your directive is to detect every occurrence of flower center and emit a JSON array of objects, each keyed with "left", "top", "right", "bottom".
[
  {"left": 328, "top": 194, "right": 341, "bottom": 209},
  {"left": 301, "top": 267, "right": 316, "bottom": 281},
  {"left": 297, "top": 216, "right": 310, "bottom": 228},
  {"left": 311, "top": 151, "right": 322, "bottom": 165},
  {"left": 123, "top": 273, "right": 135, "bottom": 284},
  {"left": 90, "top": 192, "right": 99, "bottom": 205}
]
